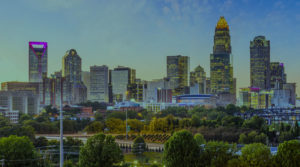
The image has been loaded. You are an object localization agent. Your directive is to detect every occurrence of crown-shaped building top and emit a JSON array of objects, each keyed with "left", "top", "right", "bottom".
[{"left": 216, "top": 16, "right": 229, "bottom": 30}]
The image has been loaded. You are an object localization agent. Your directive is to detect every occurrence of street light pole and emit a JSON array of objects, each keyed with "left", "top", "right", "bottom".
[
  {"left": 60, "top": 99, "right": 64, "bottom": 167},
  {"left": 126, "top": 110, "right": 128, "bottom": 140}
]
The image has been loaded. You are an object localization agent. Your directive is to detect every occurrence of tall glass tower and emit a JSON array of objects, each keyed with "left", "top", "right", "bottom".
[
  {"left": 210, "top": 17, "right": 234, "bottom": 95},
  {"left": 167, "top": 55, "right": 190, "bottom": 95},
  {"left": 28, "top": 41, "right": 48, "bottom": 82},
  {"left": 62, "top": 49, "right": 87, "bottom": 104},
  {"left": 250, "top": 36, "right": 270, "bottom": 89}
]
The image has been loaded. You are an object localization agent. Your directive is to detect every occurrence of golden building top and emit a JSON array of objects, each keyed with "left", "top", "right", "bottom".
[{"left": 216, "top": 16, "right": 229, "bottom": 30}]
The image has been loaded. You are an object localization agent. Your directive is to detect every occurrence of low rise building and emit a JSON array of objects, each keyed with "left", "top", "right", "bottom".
[{"left": 0, "top": 91, "right": 40, "bottom": 115}]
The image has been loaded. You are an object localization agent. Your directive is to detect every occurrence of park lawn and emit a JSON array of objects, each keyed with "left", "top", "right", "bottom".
[{"left": 124, "top": 152, "right": 163, "bottom": 166}]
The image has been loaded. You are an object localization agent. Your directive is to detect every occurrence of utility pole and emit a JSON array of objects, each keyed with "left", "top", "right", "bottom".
[
  {"left": 1, "top": 159, "right": 4, "bottom": 167},
  {"left": 126, "top": 110, "right": 128, "bottom": 140},
  {"left": 60, "top": 99, "right": 64, "bottom": 167}
]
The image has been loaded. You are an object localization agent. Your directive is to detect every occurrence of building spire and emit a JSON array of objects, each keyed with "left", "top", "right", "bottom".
[{"left": 216, "top": 16, "right": 229, "bottom": 30}]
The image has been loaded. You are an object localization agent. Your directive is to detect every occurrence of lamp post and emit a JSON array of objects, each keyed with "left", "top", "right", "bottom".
[
  {"left": 126, "top": 110, "right": 128, "bottom": 140},
  {"left": 60, "top": 99, "right": 64, "bottom": 167}
]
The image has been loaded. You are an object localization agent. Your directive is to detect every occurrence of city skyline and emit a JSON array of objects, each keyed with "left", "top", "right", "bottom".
[{"left": 0, "top": 0, "right": 299, "bottom": 96}]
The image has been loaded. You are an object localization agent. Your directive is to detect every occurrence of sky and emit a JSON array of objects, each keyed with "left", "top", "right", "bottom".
[{"left": 0, "top": 0, "right": 299, "bottom": 96}]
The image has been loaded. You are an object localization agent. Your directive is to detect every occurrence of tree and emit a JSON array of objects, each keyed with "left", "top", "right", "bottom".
[
  {"left": 132, "top": 136, "right": 146, "bottom": 156},
  {"left": 34, "top": 136, "right": 48, "bottom": 148},
  {"left": 194, "top": 133, "right": 206, "bottom": 145},
  {"left": 239, "top": 131, "right": 268, "bottom": 144},
  {"left": 63, "top": 160, "right": 75, "bottom": 167},
  {"left": 239, "top": 143, "right": 272, "bottom": 167},
  {"left": 0, "top": 135, "right": 39, "bottom": 167},
  {"left": 163, "top": 130, "right": 200, "bottom": 167},
  {"left": 191, "top": 115, "right": 201, "bottom": 127},
  {"left": 201, "top": 141, "right": 237, "bottom": 167},
  {"left": 105, "top": 118, "right": 125, "bottom": 133},
  {"left": 127, "top": 119, "right": 144, "bottom": 133},
  {"left": 275, "top": 140, "right": 300, "bottom": 167},
  {"left": 84, "top": 121, "right": 103, "bottom": 134},
  {"left": 242, "top": 116, "right": 267, "bottom": 133},
  {"left": 79, "top": 133, "right": 123, "bottom": 167},
  {"left": 221, "top": 116, "right": 244, "bottom": 128},
  {"left": 278, "top": 131, "right": 294, "bottom": 143}
]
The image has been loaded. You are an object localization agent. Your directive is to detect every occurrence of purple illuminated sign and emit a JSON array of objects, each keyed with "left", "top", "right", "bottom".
[{"left": 29, "top": 41, "right": 48, "bottom": 58}]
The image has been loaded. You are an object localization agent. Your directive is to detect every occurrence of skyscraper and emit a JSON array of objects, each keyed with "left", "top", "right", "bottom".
[
  {"left": 167, "top": 55, "right": 190, "bottom": 95},
  {"left": 90, "top": 65, "right": 109, "bottom": 102},
  {"left": 110, "top": 66, "right": 136, "bottom": 102},
  {"left": 62, "top": 49, "right": 87, "bottom": 104},
  {"left": 28, "top": 41, "right": 48, "bottom": 82},
  {"left": 250, "top": 36, "right": 270, "bottom": 89},
  {"left": 210, "top": 17, "right": 234, "bottom": 96},
  {"left": 190, "top": 65, "right": 206, "bottom": 94},
  {"left": 82, "top": 71, "right": 90, "bottom": 100},
  {"left": 270, "top": 62, "right": 286, "bottom": 89}
]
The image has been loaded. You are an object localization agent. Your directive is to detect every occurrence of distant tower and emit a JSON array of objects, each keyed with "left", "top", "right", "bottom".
[
  {"left": 29, "top": 41, "right": 48, "bottom": 82},
  {"left": 110, "top": 66, "right": 136, "bottom": 102},
  {"left": 62, "top": 49, "right": 87, "bottom": 104},
  {"left": 90, "top": 65, "right": 109, "bottom": 103},
  {"left": 270, "top": 62, "right": 286, "bottom": 89},
  {"left": 190, "top": 65, "right": 206, "bottom": 94},
  {"left": 210, "top": 16, "right": 234, "bottom": 95},
  {"left": 250, "top": 36, "right": 270, "bottom": 89},
  {"left": 167, "top": 55, "right": 190, "bottom": 95}
]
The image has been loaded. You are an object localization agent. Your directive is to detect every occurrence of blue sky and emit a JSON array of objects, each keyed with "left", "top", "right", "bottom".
[{"left": 0, "top": 0, "right": 299, "bottom": 95}]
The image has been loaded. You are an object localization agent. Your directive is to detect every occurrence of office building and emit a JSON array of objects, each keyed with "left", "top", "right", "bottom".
[
  {"left": 28, "top": 41, "right": 48, "bottom": 82},
  {"left": 250, "top": 36, "right": 270, "bottom": 89},
  {"left": 270, "top": 62, "right": 286, "bottom": 89},
  {"left": 210, "top": 16, "right": 235, "bottom": 103},
  {"left": 0, "top": 91, "right": 40, "bottom": 115},
  {"left": 62, "top": 49, "right": 87, "bottom": 104},
  {"left": 82, "top": 71, "right": 90, "bottom": 100},
  {"left": 167, "top": 55, "right": 190, "bottom": 95},
  {"left": 42, "top": 72, "right": 65, "bottom": 107},
  {"left": 145, "top": 78, "right": 171, "bottom": 103},
  {"left": 110, "top": 66, "right": 136, "bottom": 102},
  {"left": 90, "top": 65, "right": 109, "bottom": 102},
  {"left": 127, "top": 79, "right": 147, "bottom": 102},
  {"left": 1, "top": 82, "right": 40, "bottom": 95},
  {"left": 190, "top": 65, "right": 206, "bottom": 94},
  {"left": 283, "top": 83, "right": 296, "bottom": 105}
]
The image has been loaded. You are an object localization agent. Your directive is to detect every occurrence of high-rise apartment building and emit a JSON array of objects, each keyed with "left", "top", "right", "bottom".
[
  {"left": 89, "top": 65, "right": 109, "bottom": 103},
  {"left": 62, "top": 49, "right": 87, "bottom": 104},
  {"left": 250, "top": 36, "right": 270, "bottom": 89},
  {"left": 167, "top": 55, "right": 190, "bottom": 95},
  {"left": 210, "top": 16, "right": 235, "bottom": 101},
  {"left": 29, "top": 41, "right": 48, "bottom": 83},
  {"left": 270, "top": 62, "right": 286, "bottom": 89}
]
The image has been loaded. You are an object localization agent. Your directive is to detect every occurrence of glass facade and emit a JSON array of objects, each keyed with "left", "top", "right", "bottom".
[
  {"left": 210, "top": 17, "right": 234, "bottom": 98},
  {"left": 167, "top": 55, "right": 190, "bottom": 96},
  {"left": 90, "top": 65, "right": 109, "bottom": 102},
  {"left": 270, "top": 62, "right": 286, "bottom": 89},
  {"left": 62, "top": 49, "right": 87, "bottom": 104},
  {"left": 250, "top": 36, "right": 270, "bottom": 89},
  {"left": 29, "top": 42, "right": 48, "bottom": 83}
]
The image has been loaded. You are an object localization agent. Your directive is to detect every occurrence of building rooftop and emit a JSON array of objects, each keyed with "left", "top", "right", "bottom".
[{"left": 216, "top": 16, "right": 229, "bottom": 30}]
